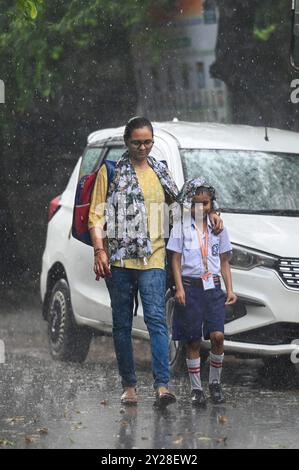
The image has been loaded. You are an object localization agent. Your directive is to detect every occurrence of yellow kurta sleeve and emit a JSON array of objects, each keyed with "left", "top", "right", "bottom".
[{"left": 88, "top": 165, "right": 108, "bottom": 230}]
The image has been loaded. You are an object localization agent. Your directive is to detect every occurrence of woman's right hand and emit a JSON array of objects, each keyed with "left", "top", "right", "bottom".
[
  {"left": 94, "top": 250, "right": 112, "bottom": 279},
  {"left": 175, "top": 287, "right": 186, "bottom": 306}
]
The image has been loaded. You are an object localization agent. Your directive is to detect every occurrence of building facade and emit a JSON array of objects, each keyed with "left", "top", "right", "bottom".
[{"left": 133, "top": 0, "right": 230, "bottom": 122}]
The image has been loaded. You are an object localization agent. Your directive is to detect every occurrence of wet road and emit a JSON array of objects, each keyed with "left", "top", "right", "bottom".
[{"left": 1, "top": 286, "right": 299, "bottom": 449}]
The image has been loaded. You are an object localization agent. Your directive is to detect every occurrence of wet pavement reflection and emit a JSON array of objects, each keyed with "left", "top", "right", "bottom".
[{"left": 0, "top": 290, "right": 299, "bottom": 449}]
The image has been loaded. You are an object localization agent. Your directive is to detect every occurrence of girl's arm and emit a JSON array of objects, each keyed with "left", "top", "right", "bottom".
[
  {"left": 172, "top": 252, "right": 186, "bottom": 305},
  {"left": 220, "top": 252, "right": 237, "bottom": 305}
]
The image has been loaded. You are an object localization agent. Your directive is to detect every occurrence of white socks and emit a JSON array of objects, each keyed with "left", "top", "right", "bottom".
[
  {"left": 187, "top": 353, "right": 224, "bottom": 389},
  {"left": 186, "top": 358, "right": 202, "bottom": 390},
  {"left": 209, "top": 352, "right": 224, "bottom": 384}
]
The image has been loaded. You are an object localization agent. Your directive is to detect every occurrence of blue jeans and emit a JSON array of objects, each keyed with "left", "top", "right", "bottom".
[{"left": 106, "top": 267, "right": 169, "bottom": 390}]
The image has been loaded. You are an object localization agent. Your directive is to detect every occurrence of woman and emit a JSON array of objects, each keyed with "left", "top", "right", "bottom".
[{"left": 88, "top": 116, "right": 222, "bottom": 407}]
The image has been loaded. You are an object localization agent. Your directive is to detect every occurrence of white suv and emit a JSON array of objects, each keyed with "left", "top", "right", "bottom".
[{"left": 40, "top": 122, "right": 299, "bottom": 369}]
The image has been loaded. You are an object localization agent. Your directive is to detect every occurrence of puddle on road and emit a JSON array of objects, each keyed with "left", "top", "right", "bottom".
[
  {"left": 0, "top": 351, "right": 299, "bottom": 449},
  {"left": 1, "top": 301, "right": 299, "bottom": 449}
]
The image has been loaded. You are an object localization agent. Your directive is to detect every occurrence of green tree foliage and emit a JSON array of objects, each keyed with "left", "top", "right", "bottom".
[
  {"left": 16, "top": 0, "right": 43, "bottom": 19},
  {"left": 0, "top": 0, "right": 176, "bottom": 112},
  {"left": 213, "top": 0, "right": 298, "bottom": 129},
  {"left": 1, "top": 0, "right": 297, "bottom": 282},
  {"left": 0, "top": 0, "right": 177, "bottom": 280}
]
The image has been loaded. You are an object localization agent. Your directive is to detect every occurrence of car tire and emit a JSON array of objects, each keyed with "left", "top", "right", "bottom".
[
  {"left": 165, "top": 289, "right": 187, "bottom": 375},
  {"left": 165, "top": 289, "right": 210, "bottom": 376},
  {"left": 47, "top": 279, "right": 92, "bottom": 362}
]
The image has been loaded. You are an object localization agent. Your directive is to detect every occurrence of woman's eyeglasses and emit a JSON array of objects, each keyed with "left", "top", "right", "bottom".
[{"left": 129, "top": 139, "right": 154, "bottom": 148}]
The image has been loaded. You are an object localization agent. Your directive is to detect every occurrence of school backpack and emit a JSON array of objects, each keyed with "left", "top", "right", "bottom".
[{"left": 72, "top": 159, "right": 116, "bottom": 246}]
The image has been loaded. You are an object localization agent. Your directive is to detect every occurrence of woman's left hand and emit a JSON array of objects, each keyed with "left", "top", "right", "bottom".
[{"left": 210, "top": 212, "right": 223, "bottom": 234}]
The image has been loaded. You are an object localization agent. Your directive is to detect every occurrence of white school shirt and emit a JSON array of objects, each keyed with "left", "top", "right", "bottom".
[{"left": 167, "top": 216, "right": 232, "bottom": 278}]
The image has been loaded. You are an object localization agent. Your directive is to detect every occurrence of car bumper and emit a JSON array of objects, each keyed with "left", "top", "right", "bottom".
[
  {"left": 223, "top": 266, "right": 299, "bottom": 331},
  {"left": 202, "top": 266, "right": 299, "bottom": 359},
  {"left": 224, "top": 340, "right": 299, "bottom": 357},
  {"left": 200, "top": 339, "right": 299, "bottom": 358},
  {"left": 40, "top": 253, "right": 48, "bottom": 303}
]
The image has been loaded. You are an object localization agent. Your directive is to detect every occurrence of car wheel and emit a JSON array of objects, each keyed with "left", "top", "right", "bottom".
[
  {"left": 47, "top": 279, "right": 92, "bottom": 362},
  {"left": 165, "top": 289, "right": 210, "bottom": 376},
  {"left": 165, "top": 289, "right": 187, "bottom": 375}
]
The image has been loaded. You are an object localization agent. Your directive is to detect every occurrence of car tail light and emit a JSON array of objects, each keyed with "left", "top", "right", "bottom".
[{"left": 48, "top": 195, "right": 62, "bottom": 221}]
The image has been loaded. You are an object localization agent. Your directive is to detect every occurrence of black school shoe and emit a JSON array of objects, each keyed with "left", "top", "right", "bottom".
[
  {"left": 209, "top": 382, "right": 226, "bottom": 404},
  {"left": 191, "top": 389, "right": 207, "bottom": 407}
]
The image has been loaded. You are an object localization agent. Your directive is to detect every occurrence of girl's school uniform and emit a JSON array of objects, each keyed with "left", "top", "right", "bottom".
[{"left": 166, "top": 217, "right": 232, "bottom": 341}]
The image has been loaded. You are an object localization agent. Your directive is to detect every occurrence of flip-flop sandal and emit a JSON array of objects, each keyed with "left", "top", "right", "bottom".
[
  {"left": 155, "top": 391, "right": 176, "bottom": 408},
  {"left": 120, "top": 389, "right": 138, "bottom": 406}
]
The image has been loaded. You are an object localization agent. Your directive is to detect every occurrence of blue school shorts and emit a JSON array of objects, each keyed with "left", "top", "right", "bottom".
[{"left": 172, "top": 277, "right": 226, "bottom": 342}]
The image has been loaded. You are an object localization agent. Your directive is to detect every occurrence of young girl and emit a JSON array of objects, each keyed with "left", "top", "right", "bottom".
[{"left": 167, "top": 178, "right": 237, "bottom": 406}]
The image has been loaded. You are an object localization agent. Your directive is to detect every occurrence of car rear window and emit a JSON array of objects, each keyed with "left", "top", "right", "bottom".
[
  {"left": 105, "top": 147, "right": 125, "bottom": 162},
  {"left": 79, "top": 147, "right": 103, "bottom": 178}
]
